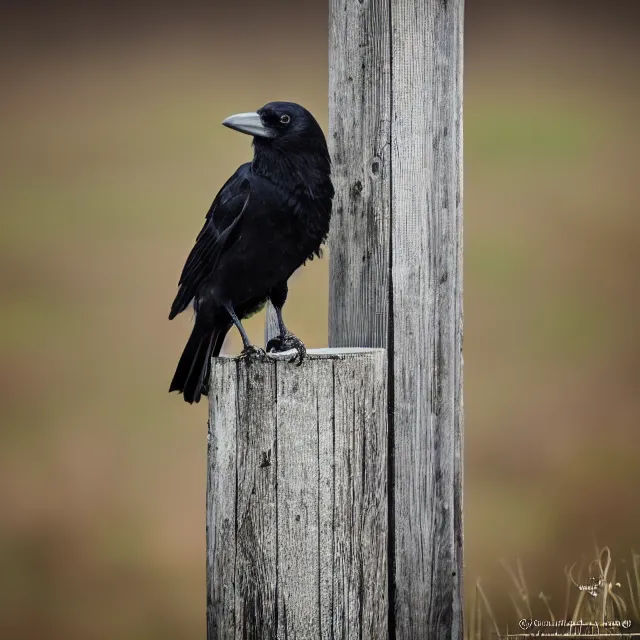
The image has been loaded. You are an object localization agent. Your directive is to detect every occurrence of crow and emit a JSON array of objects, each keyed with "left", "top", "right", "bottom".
[{"left": 168, "top": 101, "right": 334, "bottom": 404}]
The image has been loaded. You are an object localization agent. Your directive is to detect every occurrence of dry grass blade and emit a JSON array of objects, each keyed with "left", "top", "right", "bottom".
[
  {"left": 563, "top": 563, "right": 578, "bottom": 621},
  {"left": 476, "top": 578, "right": 501, "bottom": 639},
  {"left": 500, "top": 557, "right": 533, "bottom": 618},
  {"left": 595, "top": 545, "right": 613, "bottom": 625},
  {"left": 508, "top": 592, "right": 525, "bottom": 621},
  {"left": 539, "top": 591, "right": 555, "bottom": 621},
  {"left": 466, "top": 549, "right": 640, "bottom": 639},
  {"left": 468, "top": 580, "right": 478, "bottom": 640},
  {"left": 628, "top": 550, "right": 640, "bottom": 620}
]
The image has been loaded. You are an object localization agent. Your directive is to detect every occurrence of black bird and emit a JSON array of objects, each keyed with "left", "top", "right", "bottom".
[{"left": 168, "top": 102, "right": 334, "bottom": 404}]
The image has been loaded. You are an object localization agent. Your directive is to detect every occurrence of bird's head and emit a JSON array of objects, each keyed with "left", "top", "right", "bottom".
[{"left": 222, "top": 101, "right": 328, "bottom": 155}]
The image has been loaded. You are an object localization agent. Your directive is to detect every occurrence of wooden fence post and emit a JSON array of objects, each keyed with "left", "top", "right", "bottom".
[
  {"left": 329, "top": 1, "right": 464, "bottom": 639},
  {"left": 207, "top": 349, "right": 388, "bottom": 639}
]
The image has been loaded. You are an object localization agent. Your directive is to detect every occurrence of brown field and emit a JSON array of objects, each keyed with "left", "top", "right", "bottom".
[{"left": 1, "top": 5, "right": 638, "bottom": 637}]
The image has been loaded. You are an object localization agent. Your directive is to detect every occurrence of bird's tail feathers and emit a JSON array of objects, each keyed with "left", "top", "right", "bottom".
[{"left": 170, "top": 322, "right": 218, "bottom": 404}]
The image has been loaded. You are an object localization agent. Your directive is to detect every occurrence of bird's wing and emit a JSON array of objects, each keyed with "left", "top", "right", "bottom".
[{"left": 169, "top": 167, "right": 251, "bottom": 319}]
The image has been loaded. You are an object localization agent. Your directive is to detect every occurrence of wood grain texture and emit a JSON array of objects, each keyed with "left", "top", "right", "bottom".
[
  {"left": 328, "top": 1, "right": 464, "bottom": 638},
  {"left": 207, "top": 359, "right": 238, "bottom": 640},
  {"left": 276, "top": 359, "right": 325, "bottom": 638},
  {"left": 328, "top": 0, "right": 391, "bottom": 349},
  {"left": 332, "top": 351, "right": 388, "bottom": 639},
  {"left": 235, "top": 362, "right": 277, "bottom": 639},
  {"left": 391, "top": 3, "right": 464, "bottom": 637},
  {"left": 207, "top": 349, "right": 388, "bottom": 639}
]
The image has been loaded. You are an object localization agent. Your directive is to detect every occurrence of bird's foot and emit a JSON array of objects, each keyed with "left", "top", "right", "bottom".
[
  {"left": 239, "top": 344, "right": 267, "bottom": 361},
  {"left": 266, "top": 332, "right": 306, "bottom": 366}
]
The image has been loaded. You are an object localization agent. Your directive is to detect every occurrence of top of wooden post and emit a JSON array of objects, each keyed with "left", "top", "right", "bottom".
[{"left": 215, "top": 347, "right": 384, "bottom": 362}]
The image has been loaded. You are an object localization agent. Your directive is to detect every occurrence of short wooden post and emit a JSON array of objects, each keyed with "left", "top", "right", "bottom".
[
  {"left": 207, "top": 349, "right": 388, "bottom": 639},
  {"left": 329, "top": 1, "right": 464, "bottom": 638}
]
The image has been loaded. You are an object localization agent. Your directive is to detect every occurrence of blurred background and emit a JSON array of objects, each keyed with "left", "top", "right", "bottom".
[{"left": 1, "top": 0, "right": 638, "bottom": 637}]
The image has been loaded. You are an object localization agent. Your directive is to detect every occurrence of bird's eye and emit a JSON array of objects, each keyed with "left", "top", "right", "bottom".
[{"left": 280, "top": 114, "right": 291, "bottom": 125}]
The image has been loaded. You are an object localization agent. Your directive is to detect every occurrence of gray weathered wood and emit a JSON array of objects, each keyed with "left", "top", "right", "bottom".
[
  {"left": 235, "top": 361, "right": 277, "bottom": 638},
  {"left": 332, "top": 356, "right": 388, "bottom": 638},
  {"left": 329, "top": 1, "right": 464, "bottom": 639},
  {"left": 328, "top": 0, "right": 391, "bottom": 349},
  {"left": 207, "top": 359, "right": 238, "bottom": 640},
  {"left": 207, "top": 348, "right": 388, "bottom": 639}
]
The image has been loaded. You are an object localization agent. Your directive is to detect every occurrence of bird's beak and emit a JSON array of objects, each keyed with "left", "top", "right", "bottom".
[{"left": 222, "top": 112, "right": 274, "bottom": 138}]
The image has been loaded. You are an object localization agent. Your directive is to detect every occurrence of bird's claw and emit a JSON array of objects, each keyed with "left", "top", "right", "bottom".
[
  {"left": 240, "top": 344, "right": 267, "bottom": 361},
  {"left": 266, "top": 333, "right": 306, "bottom": 366}
]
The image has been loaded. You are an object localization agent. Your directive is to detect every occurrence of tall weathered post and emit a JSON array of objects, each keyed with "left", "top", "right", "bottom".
[{"left": 329, "top": 1, "right": 464, "bottom": 638}]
